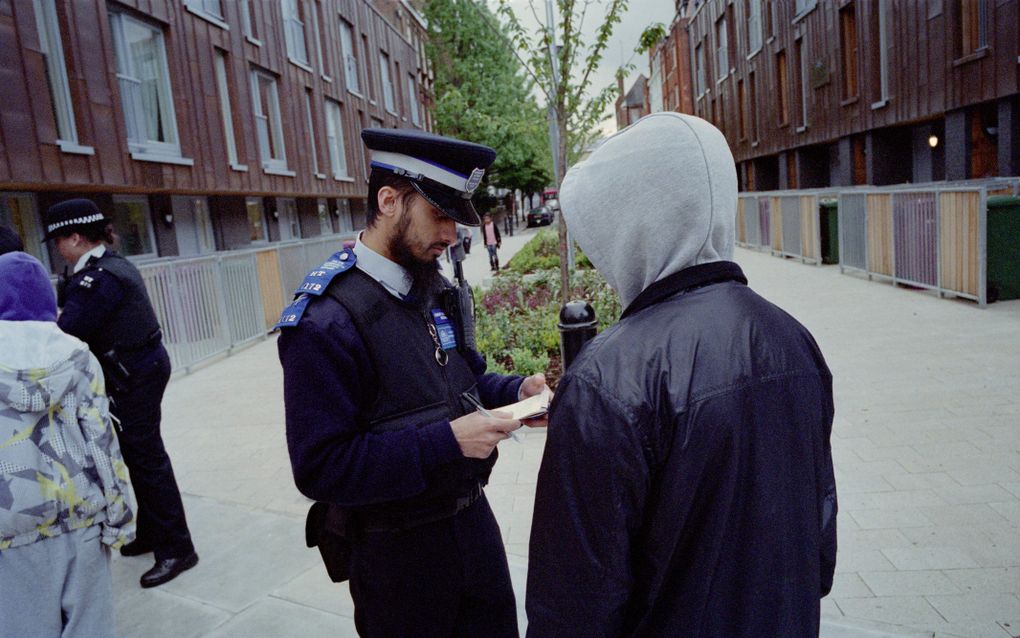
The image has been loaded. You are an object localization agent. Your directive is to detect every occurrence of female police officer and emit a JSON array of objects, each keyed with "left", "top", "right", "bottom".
[{"left": 44, "top": 199, "right": 197, "bottom": 588}]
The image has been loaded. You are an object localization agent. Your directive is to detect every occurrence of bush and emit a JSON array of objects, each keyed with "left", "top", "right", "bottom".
[
  {"left": 473, "top": 234, "right": 620, "bottom": 386},
  {"left": 506, "top": 229, "right": 593, "bottom": 274}
]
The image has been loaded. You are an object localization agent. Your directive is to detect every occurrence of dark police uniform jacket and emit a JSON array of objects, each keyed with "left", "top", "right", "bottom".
[
  {"left": 57, "top": 250, "right": 163, "bottom": 389},
  {"left": 277, "top": 250, "right": 522, "bottom": 534},
  {"left": 526, "top": 262, "right": 837, "bottom": 638}
]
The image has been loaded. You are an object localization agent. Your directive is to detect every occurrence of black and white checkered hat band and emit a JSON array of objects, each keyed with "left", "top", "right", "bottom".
[{"left": 47, "top": 213, "right": 105, "bottom": 234}]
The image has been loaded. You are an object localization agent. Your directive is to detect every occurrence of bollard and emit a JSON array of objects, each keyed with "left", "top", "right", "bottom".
[{"left": 558, "top": 300, "right": 597, "bottom": 371}]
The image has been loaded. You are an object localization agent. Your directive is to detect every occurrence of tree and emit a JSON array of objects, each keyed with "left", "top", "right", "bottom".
[
  {"left": 497, "top": 0, "right": 630, "bottom": 303},
  {"left": 424, "top": 0, "right": 552, "bottom": 201}
]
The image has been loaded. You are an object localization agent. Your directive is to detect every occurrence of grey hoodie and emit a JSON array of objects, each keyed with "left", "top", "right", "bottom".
[{"left": 560, "top": 112, "right": 737, "bottom": 309}]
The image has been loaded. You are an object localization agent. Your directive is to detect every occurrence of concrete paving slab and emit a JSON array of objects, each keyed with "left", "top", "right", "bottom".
[{"left": 202, "top": 597, "right": 356, "bottom": 638}]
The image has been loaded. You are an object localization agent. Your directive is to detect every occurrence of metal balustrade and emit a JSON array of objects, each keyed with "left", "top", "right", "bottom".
[{"left": 137, "top": 233, "right": 354, "bottom": 374}]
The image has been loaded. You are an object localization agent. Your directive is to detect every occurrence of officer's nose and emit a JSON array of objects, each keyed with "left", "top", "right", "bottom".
[{"left": 438, "top": 218, "right": 456, "bottom": 246}]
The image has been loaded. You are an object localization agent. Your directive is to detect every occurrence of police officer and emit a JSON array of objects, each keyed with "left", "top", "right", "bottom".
[
  {"left": 278, "top": 129, "right": 549, "bottom": 637},
  {"left": 44, "top": 199, "right": 198, "bottom": 588}
]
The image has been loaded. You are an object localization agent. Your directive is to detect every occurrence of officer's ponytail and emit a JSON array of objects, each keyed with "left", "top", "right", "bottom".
[{"left": 79, "top": 221, "right": 116, "bottom": 245}]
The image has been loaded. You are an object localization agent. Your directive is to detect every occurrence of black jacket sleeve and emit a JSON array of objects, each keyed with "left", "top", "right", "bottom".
[{"left": 58, "top": 269, "right": 125, "bottom": 346}]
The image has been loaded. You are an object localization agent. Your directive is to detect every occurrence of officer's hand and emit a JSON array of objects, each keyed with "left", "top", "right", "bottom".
[
  {"left": 450, "top": 411, "right": 521, "bottom": 459},
  {"left": 519, "top": 373, "right": 553, "bottom": 428}
]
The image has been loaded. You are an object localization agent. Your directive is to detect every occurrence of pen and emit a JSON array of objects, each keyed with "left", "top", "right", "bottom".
[{"left": 462, "top": 392, "right": 520, "bottom": 442}]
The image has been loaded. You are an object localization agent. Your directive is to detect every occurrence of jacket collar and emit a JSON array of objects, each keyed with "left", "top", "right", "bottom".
[{"left": 620, "top": 261, "right": 748, "bottom": 320}]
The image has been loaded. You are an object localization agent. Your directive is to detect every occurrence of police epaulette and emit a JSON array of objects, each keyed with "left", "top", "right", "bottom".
[{"left": 274, "top": 248, "right": 356, "bottom": 329}]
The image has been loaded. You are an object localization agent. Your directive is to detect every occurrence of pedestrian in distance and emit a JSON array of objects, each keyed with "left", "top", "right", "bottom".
[
  {"left": 483, "top": 212, "right": 502, "bottom": 271},
  {"left": 43, "top": 199, "right": 198, "bottom": 589},
  {"left": 0, "top": 251, "right": 135, "bottom": 637},
  {"left": 277, "top": 128, "right": 550, "bottom": 638},
  {"left": 526, "top": 112, "right": 837, "bottom": 637}
]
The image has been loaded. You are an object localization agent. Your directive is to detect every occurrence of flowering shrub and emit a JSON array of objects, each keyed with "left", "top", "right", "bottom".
[
  {"left": 473, "top": 235, "right": 620, "bottom": 385},
  {"left": 505, "top": 229, "right": 592, "bottom": 274}
]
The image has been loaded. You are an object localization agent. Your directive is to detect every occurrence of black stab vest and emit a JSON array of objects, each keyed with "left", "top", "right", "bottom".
[
  {"left": 327, "top": 268, "right": 495, "bottom": 521},
  {"left": 72, "top": 252, "right": 162, "bottom": 354}
]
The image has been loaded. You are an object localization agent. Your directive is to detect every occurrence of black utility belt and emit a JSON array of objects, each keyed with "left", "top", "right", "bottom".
[{"left": 355, "top": 483, "right": 483, "bottom": 533}]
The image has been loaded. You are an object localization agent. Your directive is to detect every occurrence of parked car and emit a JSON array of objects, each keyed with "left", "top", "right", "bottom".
[{"left": 527, "top": 206, "right": 554, "bottom": 227}]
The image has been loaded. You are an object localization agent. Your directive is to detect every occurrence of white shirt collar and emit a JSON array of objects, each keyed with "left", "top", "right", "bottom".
[
  {"left": 73, "top": 244, "right": 107, "bottom": 274},
  {"left": 353, "top": 233, "right": 411, "bottom": 299}
]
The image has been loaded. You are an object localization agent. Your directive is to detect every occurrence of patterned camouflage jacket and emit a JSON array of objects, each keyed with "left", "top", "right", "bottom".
[{"left": 0, "top": 321, "right": 135, "bottom": 551}]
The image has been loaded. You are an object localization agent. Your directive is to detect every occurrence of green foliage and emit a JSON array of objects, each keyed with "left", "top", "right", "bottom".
[
  {"left": 472, "top": 233, "right": 620, "bottom": 384},
  {"left": 636, "top": 23, "right": 667, "bottom": 54},
  {"left": 505, "top": 229, "right": 592, "bottom": 273},
  {"left": 424, "top": 0, "right": 552, "bottom": 195}
]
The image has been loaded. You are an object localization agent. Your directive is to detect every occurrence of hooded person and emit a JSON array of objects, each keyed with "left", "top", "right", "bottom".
[
  {"left": 525, "top": 113, "right": 837, "bottom": 637},
  {"left": 0, "top": 251, "right": 135, "bottom": 638},
  {"left": 0, "top": 224, "right": 24, "bottom": 255}
]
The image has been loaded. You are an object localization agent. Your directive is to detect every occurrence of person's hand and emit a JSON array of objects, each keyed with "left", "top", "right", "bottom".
[
  {"left": 519, "top": 373, "right": 553, "bottom": 428},
  {"left": 450, "top": 411, "right": 521, "bottom": 458}
]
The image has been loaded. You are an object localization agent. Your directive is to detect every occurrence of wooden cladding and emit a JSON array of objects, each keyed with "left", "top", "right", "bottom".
[
  {"left": 686, "top": 0, "right": 1019, "bottom": 164},
  {"left": 1, "top": 0, "right": 430, "bottom": 197}
]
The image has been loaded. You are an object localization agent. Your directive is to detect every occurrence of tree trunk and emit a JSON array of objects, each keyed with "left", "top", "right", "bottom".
[{"left": 556, "top": 107, "right": 570, "bottom": 305}]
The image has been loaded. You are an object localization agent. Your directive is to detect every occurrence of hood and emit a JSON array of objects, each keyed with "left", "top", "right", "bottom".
[
  {"left": 560, "top": 112, "right": 736, "bottom": 309},
  {"left": 0, "top": 321, "right": 93, "bottom": 413},
  {"left": 0, "top": 251, "right": 57, "bottom": 321}
]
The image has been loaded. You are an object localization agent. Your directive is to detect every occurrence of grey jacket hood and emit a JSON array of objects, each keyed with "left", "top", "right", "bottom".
[{"left": 560, "top": 113, "right": 737, "bottom": 309}]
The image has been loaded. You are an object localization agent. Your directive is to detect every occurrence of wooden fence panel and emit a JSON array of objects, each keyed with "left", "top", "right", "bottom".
[
  {"left": 736, "top": 198, "right": 747, "bottom": 244},
  {"left": 866, "top": 194, "right": 894, "bottom": 276},
  {"left": 799, "top": 195, "right": 818, "bottom": 261},
  {"left": 939, "top": 191, "right": 981, "bottom": 296},
  {"left": 256, "top": 249, "right": 286, "bottom": 330}
]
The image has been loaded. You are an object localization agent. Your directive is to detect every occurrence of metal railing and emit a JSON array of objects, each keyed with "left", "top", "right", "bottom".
[
  {"left": 138, "top": 233, "right": 353, "bottom": 374},
  {"left": 738, "top": 178, "right": 1020, "bottom": 307}
]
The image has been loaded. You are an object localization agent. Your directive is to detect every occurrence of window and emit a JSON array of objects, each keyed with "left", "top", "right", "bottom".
[
  {"left": 839, "top": 3, "right": 859, "bottom": 100},
  {"left": 281, "top": 0, "right": 310, "bottom": 68},
  {"left": 715, "top": 16, "right": 728, "bottom": 81},
  {"left": 32, "top": 0, "right": 91, "bottom": 154},
  {"left": 109, "top": 12, "right": 187, "bottom": 162},
  {"left": 305, "top": 90, "right": 323, "bottom": 177},
  {"left": 407, "top": 75, "right": 420, "bottom": 126},
  {"left": 325, "top": 99, "right": 349, "bottom": 178},
  {"left": 776, "top": 50, "right": 789, "bottom": 126},
  {"left": 362, "top": 35, "right": 375, "bottom": 100},
  {"left": 749, "top": 71, "right": 759, "bottom": 142},
  {"left": 239, "top": 0, "right": 259, "bottom": 42},
  {"left": 339, "top": 19, "right": 360, "bottom": 94},
  {"left": 185, "top": 0, "right": 225, "bottom": 27},
  {"left": 794, "top": 0, "right": 816, "bottom": 18},
  {"left": 246, "top": 197, "right": 267, "bottom": 242},
  {"left": 310, "top": 0, "right": 328, "bottom": 78},
  {"left": 737, "top": 79, "right": 746, "bottom": 139},
  {"left": 171, "top": 196, "right": 216, "bottom": 256},
  {"left": 746, "top": 0, "right": 762, "bottom": 55},
  {"left": 795, "top": 38, "right": 808, "bottom": 129},
  {"left": 110, "top": 195, "right": 157, "bottom": 258},
  {"left": 213, "top": 50, "right": 243, "bottom": 169},
  {"left": 335, "top": 198, "right": 353, "bottom": 233},
  {"left": 958, "top": 0, "right": 989, "bottom": 56},
  {"left": 765, "top": 0, "right": 775, "bottom": 39},
  {"left": 276, "top": 198, "right": 299, "bottom": 240},
  {"left": 251, "top": 69, "right": 290, "bottom": 173},
  {"left": 317, "top": 200, "right": 332, "bottom": 235},
  {"left": 0, "top": 193, "right": 49, "bottom": 269},
  {"left": 380, "top": 52, "right": 395, "bottom": 111},
  {"left": 695, "top": 42, "right": 706, "bottom": 97},
  {"left": 870, "top": 0, "right": 890, "bottom": 107}
]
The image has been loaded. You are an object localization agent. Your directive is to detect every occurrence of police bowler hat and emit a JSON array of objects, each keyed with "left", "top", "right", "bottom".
[
  {"left": 362, "top": 128, "right": 496, "bottom": 227},
  {"left": 44, "top": 198, "right": 108, "bottom": 241}
]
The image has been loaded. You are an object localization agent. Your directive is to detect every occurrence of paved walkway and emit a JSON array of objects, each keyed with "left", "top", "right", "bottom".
[{"left": 113, "top": 234, "right": 1020, "bottom": 637}]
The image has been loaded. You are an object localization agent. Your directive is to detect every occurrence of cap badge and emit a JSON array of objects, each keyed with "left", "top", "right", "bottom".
[{"left": 465, "top": 168, "right": 485, "bottom": 195}]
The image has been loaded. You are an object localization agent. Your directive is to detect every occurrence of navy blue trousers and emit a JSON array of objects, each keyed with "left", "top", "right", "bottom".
[
  {"left": 111, "top": 345, "right": 194, "bottom": 561},
  {"left": 349, "top": 493, "right": 518, "bottom": 638}
]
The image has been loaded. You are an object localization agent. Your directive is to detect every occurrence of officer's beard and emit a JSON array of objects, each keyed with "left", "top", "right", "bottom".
[{"left": 389, "top": 211, "right": 446, "bottom": 310}]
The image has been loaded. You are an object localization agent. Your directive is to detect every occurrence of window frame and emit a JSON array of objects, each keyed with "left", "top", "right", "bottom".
[
  {"left": 238, "top": 0, "right": 260, "bottom": 45},
  {"left": 325, "top": 99, "right": 351, "bottom": 180},
  {"left": 715, "top": 15, "right": 728, "bottom": 84},
  {"left": 281, "top": 0, "right": 311, "bottom": 71},
  {"left": 745, "top": 0, "right": 762, "bottom": 58},
  {"left": 250, "top": 68, "right": 292, "bottom": 175},
  {"left": 109, "top": 11, "right": 190, "bottom": 163},
  {"left": 839, "top": 2, "right": 860, "bottom": 103},
  {"left": 110, "top": 194, "right": 159, "bottom": 260},
  {"left": 213, "top": 50, "right": 246, "bottom": 171},
  {"left": 339, "top": 18, "right": 361, "bottom": 95},
  {"left": 33, "top": 0, "right": 93, "bottom": 155},
  {"left": 184, "top": 0, "right": 228, "bottom": 30},
  {"left": 379, "top": 50, "right": 396, "bottom": 113},
  {"left": 407, "top": 74, "right": 421, "bottom": 126},
  {"left": 305, "top": 89, "right": 325, "bottom": 179}
]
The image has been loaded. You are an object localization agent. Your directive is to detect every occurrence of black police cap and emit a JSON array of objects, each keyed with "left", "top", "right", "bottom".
[
  {"left": 44, "top": 199, "right": 108, "bottom": 241},
  {"left": 362, "top": 128, "right": 496, "bottom": 226}
]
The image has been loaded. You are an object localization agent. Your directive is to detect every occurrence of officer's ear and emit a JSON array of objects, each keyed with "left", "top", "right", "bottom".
[{"left": 376, "top": 186, "right": 402, "bottom": 220}]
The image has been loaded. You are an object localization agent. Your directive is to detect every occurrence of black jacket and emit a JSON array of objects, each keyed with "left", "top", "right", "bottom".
[{"left": 526, "top": 262, "right": 837, "bottom": 637}]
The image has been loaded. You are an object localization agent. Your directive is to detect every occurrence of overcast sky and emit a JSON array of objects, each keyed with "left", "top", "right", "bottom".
[{"left": 495, "top": 0, "right": 677, "bottom": 135}]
